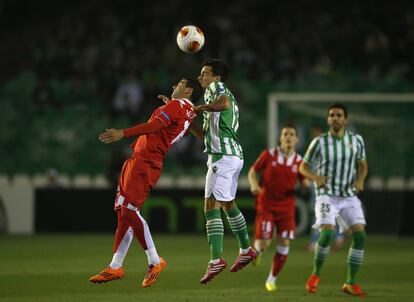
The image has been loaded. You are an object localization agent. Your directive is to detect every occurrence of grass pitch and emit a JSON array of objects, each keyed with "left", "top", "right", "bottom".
[{"left": 0, "top": 234, "right": 413, "bottom": 302}]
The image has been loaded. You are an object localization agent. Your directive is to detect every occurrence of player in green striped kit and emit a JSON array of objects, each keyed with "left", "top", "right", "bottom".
[
  {"left": 299, "top": 103, "right": 368, "bottom": 297},
  {"left": 192, "top": 59, "right": 257, "bottom": 284}
]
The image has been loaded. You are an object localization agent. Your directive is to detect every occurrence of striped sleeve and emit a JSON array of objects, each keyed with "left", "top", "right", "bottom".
[
  {"left": 304, "top": 137, "right": 321, "bottom": 164},
  {"left": 212, "top": 81, "right": 229, "bottom": 99},
  {"left": 355, "top": 134, "right": 366, "bottom": 160}
]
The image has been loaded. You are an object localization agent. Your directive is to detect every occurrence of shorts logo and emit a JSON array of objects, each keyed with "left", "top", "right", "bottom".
[{"left": 213, "top": 166, "right": 218, "bottom": 173}]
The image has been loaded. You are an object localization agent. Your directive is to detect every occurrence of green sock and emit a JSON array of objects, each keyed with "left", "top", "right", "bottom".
[
  {"left": 224, "top": 206, "right": 250, "bottom": 250},
  {"left": 313, "top": 229, "right": 334, "bottom": 276},
  {"left": 205, "top": 209, "right": 224, "bottom": 260},
  {"left": 346, "top": 231, "right": 366, "bottom": 284}
]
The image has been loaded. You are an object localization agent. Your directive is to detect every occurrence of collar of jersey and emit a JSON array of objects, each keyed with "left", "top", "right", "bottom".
[{"left": 173, "top": 98, "right": 194, "bottom": 107}]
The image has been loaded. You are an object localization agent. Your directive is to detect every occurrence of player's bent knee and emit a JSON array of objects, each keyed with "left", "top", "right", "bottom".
[
  {"left": 204, "top": 198, "right": 220, "bottom": 211},
  {"left": 221, "top": 200, "right": 236, "bottom": 212},
  {"left": 278, "top": 238, "right": 290, "bottom": 247},
  {"left": 352, "top": 230, "right": 366, "bottom": 246},
  {"left": 320, "top": 224, "right": 335, "bottom": 231},
  {"left": 318, "top": 228, "right": 334, "bottom": 246}
]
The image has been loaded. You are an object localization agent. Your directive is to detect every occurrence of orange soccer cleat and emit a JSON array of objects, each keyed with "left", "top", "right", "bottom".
[
  {"left": 141, "top": 257, "right": 167, "bottom": 288},
  {"left": 342, "top": 283, "right": 367, "bottom": 298},
  {"left": 305, "top": 274, "right": 320, "bottom": 294},
  {"left": 89, "top": 267, "right": 125, "bottom": 283}
]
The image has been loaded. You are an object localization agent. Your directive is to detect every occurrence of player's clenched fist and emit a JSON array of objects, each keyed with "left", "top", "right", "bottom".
[{"left": 99, "top": 128, "right": 124, "bottom": 144}]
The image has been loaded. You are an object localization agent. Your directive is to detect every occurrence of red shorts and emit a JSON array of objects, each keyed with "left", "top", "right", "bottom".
[
  {"left": 114, "top": 153, "right": 162, "bottom": 210},
  {"left": 254, "top": 209, "right": 296, "bottom": 240}
]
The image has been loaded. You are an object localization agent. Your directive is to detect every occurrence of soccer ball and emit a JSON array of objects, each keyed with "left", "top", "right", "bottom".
[{"left": 176, "top": 25, "right": 205, "bottom": 53}]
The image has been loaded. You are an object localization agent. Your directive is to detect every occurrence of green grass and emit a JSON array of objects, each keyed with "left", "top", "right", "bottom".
[{"left": 0, "top": 234, "right": 413, "bottom": 302}]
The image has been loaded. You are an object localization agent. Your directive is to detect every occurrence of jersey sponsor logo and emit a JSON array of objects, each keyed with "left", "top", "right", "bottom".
[{"left": 160, "top": 111, "right": 171, "bottom": 121}]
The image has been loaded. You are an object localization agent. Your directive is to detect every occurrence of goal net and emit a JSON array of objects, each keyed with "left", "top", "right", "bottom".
[{"left": 267, "top": 93, "right": 414, "bottom": 189}]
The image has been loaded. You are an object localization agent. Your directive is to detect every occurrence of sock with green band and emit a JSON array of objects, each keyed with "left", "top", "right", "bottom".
[
  {"left": 346, "top": 231, "right": 366, "bottom": 284},
  {"left": 312, "top": 229, "right": 334, "bottom": 276},
  {"left": 205, "top": 209, "right": 224, "bottom": 260},
  {"left": 224, "top": 206, "right": 250, "bottom": 250}
]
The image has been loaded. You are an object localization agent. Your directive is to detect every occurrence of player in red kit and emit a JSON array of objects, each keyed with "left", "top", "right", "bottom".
[
  {"left": 248, "top": 125, "right": 310, "bottom": 292},
  {"left": 89, "top": 77, "right": 202, "bottom": 288}
]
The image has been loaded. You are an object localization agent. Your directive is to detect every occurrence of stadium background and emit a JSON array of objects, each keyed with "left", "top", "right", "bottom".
[{"left": 0, "top": 1, "right": 413, "bottom": 301}]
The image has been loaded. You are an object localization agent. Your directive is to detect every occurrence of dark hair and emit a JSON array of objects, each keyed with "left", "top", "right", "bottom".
[
  {"left": 185, "top": 77, "right": 203, "bottom": 102},
  {"left": 202, "top": 58, "right": 229, "bottom": 82},
  {"left": 328, "top": 102, "right": 348, "bottom": 118},
  {"left": 280, "top": 124, "right": 298, "bottom": 136}
]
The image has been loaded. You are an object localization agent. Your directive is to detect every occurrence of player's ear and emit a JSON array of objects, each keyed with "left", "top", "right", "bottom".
[{"left": 185, "top": 87, "right": 193, "bottom": 97}]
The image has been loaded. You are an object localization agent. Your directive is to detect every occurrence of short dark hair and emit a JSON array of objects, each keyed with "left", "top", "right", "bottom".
[
  {"left": 202, "top": 58, "right": 229, "bottom": 82},
  {"left": 328, "top": 102, "right": 348, "bottom": 118},
  {"left": 185, "top": 77, "right": 203, "bottom": 102},
  {"left": 280, "top": 123, "right": 298, "bottom": 136}
]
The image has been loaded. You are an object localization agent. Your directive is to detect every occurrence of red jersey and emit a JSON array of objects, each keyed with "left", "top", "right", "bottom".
[
  {"left": 130, "top": 99, "right": 196, "bottom": 162},
  {"left": 252, "top": 147, "right": 304, "bottom": 211}
]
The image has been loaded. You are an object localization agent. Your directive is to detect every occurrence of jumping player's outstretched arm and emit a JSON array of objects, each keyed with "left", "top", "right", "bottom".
[
  {"left": 99, "top": 119, "right": 163, "bottom": 144},
  {"left": 194, "top": 95, "right": 230, "bottom": 112}
]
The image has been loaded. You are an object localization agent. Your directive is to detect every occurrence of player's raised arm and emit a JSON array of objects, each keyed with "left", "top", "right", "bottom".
[
  {"left": 99, "top": 119, "right": 164, "bottom": 144},
  {"left": 194, "top": 95, "right": 230, "bottom": 112}
]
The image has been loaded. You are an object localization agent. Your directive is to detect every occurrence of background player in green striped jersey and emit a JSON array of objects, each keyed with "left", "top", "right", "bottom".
[
  {"left": 299, "top": 103, "right": 368, "bottom": 297},
  {"left": 192, "top": 59, "right": 257, "bottom": 284}
]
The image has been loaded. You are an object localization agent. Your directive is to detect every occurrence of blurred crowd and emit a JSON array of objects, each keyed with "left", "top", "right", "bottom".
[
  {"left": 1, "top": 0, "right": 414, "bottom": 178},
  {"left": 4, "top": 1, "right": 411, "bottom": 84}
]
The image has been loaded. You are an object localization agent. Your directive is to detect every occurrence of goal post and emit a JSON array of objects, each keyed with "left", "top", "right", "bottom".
[
  {"left": 267, "top": 92, "right": 414, "bottom": 187},
  {"left": 268, "top": 92, "right": 414, "bottom": 148}
]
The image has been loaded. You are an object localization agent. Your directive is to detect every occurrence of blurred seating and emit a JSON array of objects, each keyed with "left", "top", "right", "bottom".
[
  {"left": 156, "top": 175, "right": 174, "bottom": 188},
  {"left": 0, "top": 175, "right": 9, "bottom": 188},
  {"left": 32, "top": 174, "right": 49, "bottom": 187},
  {"left": 72, "top": 174, "right": 92, "bottom": 188},
  {"left": 92, "top": 174, "right": 110, "bottom": 188},
  {"left": 12, "top": 175, "right": 31, "bottom": 187},
  {"left": 58, "top": 175, "right": 71, "bottom": 187},
  {"left": 367, "top": 176, "right": 385, "bottom": 191},
  {"left": 0, "top": 2, "right": 413, "bottom": 183},
  {"left": 406, "top": 177, "right": 414, "bottom": 190},
  {"left": 386, "top": 176, "right": 406, "bottom": 190}
]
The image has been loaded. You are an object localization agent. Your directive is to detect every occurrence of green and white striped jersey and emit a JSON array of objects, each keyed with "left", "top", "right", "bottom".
[
  {"left": 202, "top": 81, "right": 243, "bottom": 159},
  {"left": 304, "top": 131, "right": 366, "bottom": 197}
]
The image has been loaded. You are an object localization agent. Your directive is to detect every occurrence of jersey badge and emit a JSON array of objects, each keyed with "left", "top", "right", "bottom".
[{"left": 187, "top": 109, "right": 197, "bottom": 119}]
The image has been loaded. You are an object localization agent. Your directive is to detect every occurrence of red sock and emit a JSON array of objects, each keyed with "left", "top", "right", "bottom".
[
  {"left": 271, "top": 252, "right": 288, "bottom": 276},
  {"left": 113, "top": 210, "right": 130, "bottom": 252},
  {"left": 121, "top": 207, "right": 148, "bottom": 249}
]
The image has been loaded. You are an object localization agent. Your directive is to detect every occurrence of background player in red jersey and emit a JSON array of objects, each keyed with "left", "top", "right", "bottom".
[
  {"left": 89, "top": 77, "right": 202, "bottom": 288},
  {"left": 248, "top": 124, "right": 310, "bottom": 292}
]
